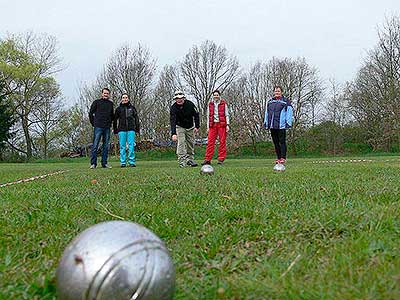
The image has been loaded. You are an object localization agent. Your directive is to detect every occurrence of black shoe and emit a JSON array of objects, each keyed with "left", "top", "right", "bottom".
[
  {"left": 201, "top": 160, "right": 211, "bottom": 165},
  {"left": 217, "top": 160, "right": 224, "bottom": 165},
  {"left": 121, "top": 164, "right": 126, "bottom": 168},
  {"left": 187, "top": 160, "right": 198, "bottom": 167},
  {"left": 129, "top": 164, "right": 136, "bottom": 167}
]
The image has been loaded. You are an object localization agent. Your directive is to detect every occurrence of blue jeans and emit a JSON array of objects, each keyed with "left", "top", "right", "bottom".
[
  {"left": 119, "top": 131, "right": 136, "bottom": 165},
  {"left": 90, "top": 127, "right": 110, "bottom": 166}
]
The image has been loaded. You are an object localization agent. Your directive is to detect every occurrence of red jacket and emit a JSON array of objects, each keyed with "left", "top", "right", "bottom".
[{"left": 209, "top": 99, "right": 227, "bottom": 128}]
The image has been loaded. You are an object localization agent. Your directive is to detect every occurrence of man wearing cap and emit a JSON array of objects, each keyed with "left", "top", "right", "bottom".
[{"left": 170, "top": 90, "right": 200, "bottom": 168}]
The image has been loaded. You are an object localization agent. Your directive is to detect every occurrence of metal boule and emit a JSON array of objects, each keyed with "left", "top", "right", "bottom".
[
  {"left": 273, "top": 163, "right": 286, "bottom": 172},
  {"left": 56, "top": 221, "right": 175, "bottom": 300},
  {"left": 200, "top": 164, "right": 214, "bottom": 175}
]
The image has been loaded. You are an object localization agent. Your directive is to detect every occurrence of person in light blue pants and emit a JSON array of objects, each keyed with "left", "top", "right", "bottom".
[
  {"left": 113, "top": 93, "right": 140, "bottom": 167},
  {"left": 118, "top": 130, "right": 136, "bottom": 166}
]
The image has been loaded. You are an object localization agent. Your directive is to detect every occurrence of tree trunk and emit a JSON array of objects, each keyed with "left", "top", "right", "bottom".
[
  {"left": 21, "top": 115, "right": 32, "bottom": 160},
  {"left": 44, "top": 135, "right": 48, "bottom": 159},
  {"left": 251, "top": 136, "right": 257, "bottom": 155}
]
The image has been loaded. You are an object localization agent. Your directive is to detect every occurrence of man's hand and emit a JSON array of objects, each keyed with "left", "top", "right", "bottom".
[
  {"left": 194, "top": 128, "right": 199, "bottom": 135},
  {"left": 226, "top": 125, "right": 230, "bottom": 133},
  {"left": 172, "top": 134, "right": 177, "bottom": 142}
]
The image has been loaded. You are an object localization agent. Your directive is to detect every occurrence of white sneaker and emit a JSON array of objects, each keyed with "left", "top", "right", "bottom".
[
  {"left": 102, "top": 164, "right": 112, "bottom": 169},
  {"left": 90, "top": 164, "right": 96, "bottom": 169}
]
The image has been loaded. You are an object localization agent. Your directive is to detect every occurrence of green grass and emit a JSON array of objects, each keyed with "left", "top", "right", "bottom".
[{"left": 0, "top": 156, "right": 399, "bottom": 300}]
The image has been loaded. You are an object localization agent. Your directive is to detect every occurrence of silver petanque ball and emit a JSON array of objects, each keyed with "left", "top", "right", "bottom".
[
  {"left": 273, "top": 163, "right": 286, "bottom": 172},
  {"left": 200, "top": 164, "right": 214, "bottom": 175},
  {"left": 56, "top": 221, "right": 175, "bottom": 300}
]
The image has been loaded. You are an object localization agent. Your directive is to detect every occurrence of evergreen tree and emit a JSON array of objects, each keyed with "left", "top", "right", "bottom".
[{"left": 0, "top": 83, "right": 14, "bottom": 152}]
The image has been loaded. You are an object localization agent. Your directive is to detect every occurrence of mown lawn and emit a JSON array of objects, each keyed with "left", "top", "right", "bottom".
[{"left": 0, "top": 156, "right": 399, "bottom": 300}]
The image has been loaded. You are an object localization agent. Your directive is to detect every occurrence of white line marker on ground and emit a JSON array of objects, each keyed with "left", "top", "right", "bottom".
[
  {"left": 306, "top": 159, "right": 373, "bottom": 164},
  {"left": 0, "top": 171, "right": 65, "bottom": 188}
]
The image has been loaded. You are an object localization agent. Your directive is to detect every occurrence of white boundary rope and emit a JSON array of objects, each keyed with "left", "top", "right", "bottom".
[
  {"left": 306, "top": 159, "right": 373, "bottom": 164},
  {"left": 0, "top": 170, "right": 65, "bottom": 188}
]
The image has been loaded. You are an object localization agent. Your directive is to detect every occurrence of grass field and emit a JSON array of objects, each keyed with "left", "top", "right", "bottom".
[{"left": 0, "top": 156, "right": 399, "bottom": 300}]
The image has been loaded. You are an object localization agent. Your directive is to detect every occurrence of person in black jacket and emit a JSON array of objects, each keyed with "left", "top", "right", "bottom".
[
  {"left": 88, "top": 88, "right": 114, "bottom": 169},
  {"left": 170, "top": 90, "right": 200, "bottom": 168},
  {"left": 113, "top": 93, "right": 140, "bottom": 167}
]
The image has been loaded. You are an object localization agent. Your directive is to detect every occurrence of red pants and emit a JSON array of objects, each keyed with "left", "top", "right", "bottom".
[{"left": 205, "top": 124, "right": 227, "bottom": 161}]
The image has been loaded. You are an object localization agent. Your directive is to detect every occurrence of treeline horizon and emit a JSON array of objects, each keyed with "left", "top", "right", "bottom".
[{"left": 1, "top": 16, "right": 400, "bottom": 161}]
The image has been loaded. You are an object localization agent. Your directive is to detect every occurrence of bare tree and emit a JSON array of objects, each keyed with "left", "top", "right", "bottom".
[
  {"left": 53, "top": 103, "right": 90, "bottom": 154},
  {"left": 180, "top": 40, "right": 240, "bottom": 130},
  {"left": 226, "top": 58, "right": 323, "bottom": 154},
  {"left": 225, "top": 62, "right": 269, "bottom": 152},
  {"left": 105, "top": 44, "right": 156, "bottom": 106},
  {"left": 30, "top": 80, "right": 63, "bottom": 158},
  {"left": 274, "top": 57, "right": 323, "bottom": 154},
  {"left": 324, "top": 79, "right": 351, "bottom": 126},
  {"left": 80, "top": 44, "right": 156, "bottom": 140},
  {"left": 151, "top": 65, "right": 183, "bottom": 142},
  {"left": 225, "top": 75, "right": 264, "bottom": 153},
  {"left": 78, "top": 81, "right": 103, "bottom": 115},
  {"left": 318, "top": 79, "right": 349, "bottom": 154},
  {"left": 308, "top": 80, "right": 325, "bottom": 127},
  {"left": 349, "top": 16, "right": 400, "bottom": 151},
  {"left": 105, "top": 44, "right": 156, "bottom": 139}
]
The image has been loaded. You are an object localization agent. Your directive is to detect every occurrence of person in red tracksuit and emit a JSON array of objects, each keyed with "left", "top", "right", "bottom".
[{"left": 202, "top": 90, "right": 230, "bottom": 165}]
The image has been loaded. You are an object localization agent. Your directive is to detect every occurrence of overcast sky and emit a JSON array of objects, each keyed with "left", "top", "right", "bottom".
[{"left": 1, "top": 0, "right": 399, "bottom": 104}]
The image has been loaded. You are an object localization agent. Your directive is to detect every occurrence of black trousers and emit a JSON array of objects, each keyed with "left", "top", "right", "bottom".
[{"left": 270, "top": 129, "right": 287, "bottom": 159}]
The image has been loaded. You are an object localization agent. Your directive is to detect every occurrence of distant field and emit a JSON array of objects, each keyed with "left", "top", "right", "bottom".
[{"left": 0, "top": 156, "right": 399, "bottom": 300}]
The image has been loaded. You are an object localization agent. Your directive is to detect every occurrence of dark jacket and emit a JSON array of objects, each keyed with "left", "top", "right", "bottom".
[
  {"left": 170, "top": 100, "right": 200, "bottom": 135},
  {"left": 264, "top": 96, "right": 293, "bottom": 129},
  {"left": 89, "top": 98, "right": 114, "bottom": 128},
  {"left": 113, "top": 102, "right": 140, "bottom": 133}
]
